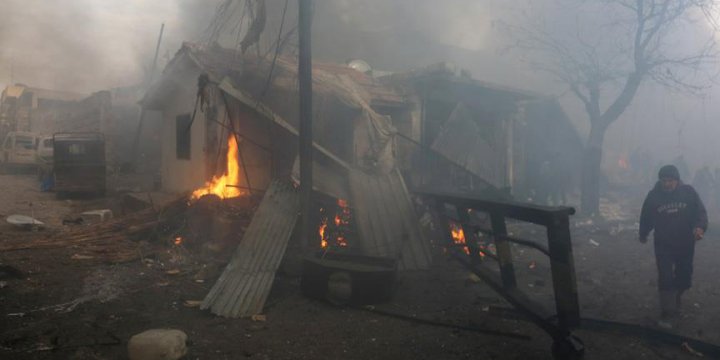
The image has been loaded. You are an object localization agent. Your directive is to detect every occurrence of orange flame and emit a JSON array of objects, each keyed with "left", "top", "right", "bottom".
[
  {"left": 449, "top": 221, "right": 485, "bottom": 258},
  {"left": 191, "top": 135, "right": 245, "bottom": 200},
  {"left": 336, "top": 199, "right": 350, "bottom": 247},
  {"left": 174, "top": 236, "right": 183, "bottom": 246},
  {"left": 450, "top": 222, "right": 470, "bottom": 255},
  {"left": 319, "top": 218, "right": 328, "bottom": 248},
  {"left": 319, "top": 199, "right": 351, "bottom": 248}
]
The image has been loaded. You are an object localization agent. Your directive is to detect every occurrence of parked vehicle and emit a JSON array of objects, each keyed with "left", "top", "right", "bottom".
[
  {"left": 0, "top": 131, "right": 39, "bottom": 172},
  {"left": 53, "top": 132, "right": 106, "bottom": 196}
]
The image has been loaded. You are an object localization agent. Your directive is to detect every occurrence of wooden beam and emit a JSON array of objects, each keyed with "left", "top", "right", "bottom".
[{"left": 217, "top": 78, "right": 350, "bottom": 170}]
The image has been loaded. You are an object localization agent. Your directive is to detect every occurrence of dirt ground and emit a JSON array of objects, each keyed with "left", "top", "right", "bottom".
[{"left": 0, "top": 174, "right": 717, "bottom": 359}]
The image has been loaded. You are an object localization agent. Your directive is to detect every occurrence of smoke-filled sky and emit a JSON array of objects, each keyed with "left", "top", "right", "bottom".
[
  {"left": 0, "top": 0, "right": 220, "bottom": 93},
  {"left": 2, "top": 0, "right": 720, "bottom": 175}
]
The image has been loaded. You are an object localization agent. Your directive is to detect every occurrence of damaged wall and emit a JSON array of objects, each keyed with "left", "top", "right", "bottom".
[{"left": 158, "top": 78, "right": 208, "bottom": 192}]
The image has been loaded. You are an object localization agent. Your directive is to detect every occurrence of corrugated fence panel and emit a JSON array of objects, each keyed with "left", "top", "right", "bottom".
[
  {"left": 201, "top": 179, "right": 300, "bottom": 318},
  {"left": 349, "top": 169, "right": 432, "bottom": 270}
]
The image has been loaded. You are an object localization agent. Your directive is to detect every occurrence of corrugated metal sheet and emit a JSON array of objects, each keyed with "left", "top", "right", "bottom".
[
  {"left": 349, "top": 168, "right": 432, "bottom": 270},
  {"left": 291, "top": 156, "right": 350, "bottom": 201},
  {"left": 201, "top": 179, "right": 300, "bottom": 318}
]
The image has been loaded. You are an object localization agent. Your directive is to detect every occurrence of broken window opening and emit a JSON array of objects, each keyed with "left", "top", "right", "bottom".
[{"left": 176, "top": 113, "right": 191, "bottom": 160}]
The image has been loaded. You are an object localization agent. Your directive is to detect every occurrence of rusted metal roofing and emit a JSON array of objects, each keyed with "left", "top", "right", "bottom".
[
  {"left": 348, "top": 168, "right": 432, "bottom": 270},
  {"left": 312, "top": 62, "right": 407, "bottom": 107},
  {"left": 383, "top": 62, "right": 544, "bottom": 100},
  {"left": 201, "top": 179, "right": 300, "bottom": 318},
  {"left": 168, "top": 42, "right": 408, "bottom": 108}
]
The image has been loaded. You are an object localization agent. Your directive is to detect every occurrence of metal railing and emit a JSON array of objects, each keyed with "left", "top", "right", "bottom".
[{"left": 417, "top": 189, "right": 584, "bottom": 360}]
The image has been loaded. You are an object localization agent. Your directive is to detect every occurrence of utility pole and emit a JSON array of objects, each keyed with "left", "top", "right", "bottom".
[
  {"left": 298, "top": 0, "right": 313, "bottom": 253},
  {"left": 131, "top": 23, "right": 165, "bottom": 171},
  {"left": 148, "top": 23, "right": 165, "bottom": 85}
]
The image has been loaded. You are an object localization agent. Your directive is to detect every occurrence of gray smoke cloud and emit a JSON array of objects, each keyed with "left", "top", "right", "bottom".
[
  {"left": 2, "top": 0, "right": 720, "bottom": 174},
  {"left": 0, "top": 0, "right": 221, "bottom": 93}
]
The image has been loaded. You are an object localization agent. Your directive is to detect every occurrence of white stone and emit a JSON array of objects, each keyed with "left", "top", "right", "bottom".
[{"left": 128, "top": 329, "right": 187, "bottom": 360}]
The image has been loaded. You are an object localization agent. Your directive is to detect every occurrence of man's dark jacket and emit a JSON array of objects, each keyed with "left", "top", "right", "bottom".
[{"left": 640, "top": 182, "right": 708, "bottom": 247}]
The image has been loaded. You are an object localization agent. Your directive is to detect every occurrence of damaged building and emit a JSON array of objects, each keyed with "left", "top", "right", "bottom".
[
  {"left": 382, "top": 63, "right": 583, "bottom": 203},
  {"left": 0, "top": 84, "right": 86, "bottom": 137},
  {"left": 137, "top": 41, "right": 585, "bottom": 318},
  {"left": 142, "top": 42, "right": 433, "bottom": 316},
  {"left": 0, "top": 83, "right": 156, "bottom": 173}
]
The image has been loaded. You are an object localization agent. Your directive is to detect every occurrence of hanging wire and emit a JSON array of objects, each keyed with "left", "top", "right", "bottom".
[{"left": 259, "top": 0, "right": 290, "bottom": 99}]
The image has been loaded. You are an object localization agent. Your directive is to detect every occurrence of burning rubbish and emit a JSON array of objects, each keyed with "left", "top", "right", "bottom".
[
  {"left": 191, "top": 135, "right": 245, "bottom": 201},
  {"left": 318, "top": 198, "right": 352, "bottom": 249},
  {"left": 449, "top": 221, "right": 469, "bottom": 254},
  {"left": 448, "top": 221, "right": 486, "bottom": 258}
]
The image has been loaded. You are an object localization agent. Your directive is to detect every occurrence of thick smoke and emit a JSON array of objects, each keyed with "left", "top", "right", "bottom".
[
  {"left": 3, "top": 0, "right": 720, "bottom": 174},
  {"left": 0, "top": 0, "right": 220, "bottom": 93}
]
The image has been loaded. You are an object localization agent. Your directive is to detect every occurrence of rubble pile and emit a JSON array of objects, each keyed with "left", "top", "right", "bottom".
[{"left": 0, "top": 197, "right": 189, "bottom": 263}]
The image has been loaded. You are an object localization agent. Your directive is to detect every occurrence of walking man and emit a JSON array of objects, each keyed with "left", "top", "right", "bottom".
[{"left": 639, "top": 165, "right": 707, "bottom": 328}]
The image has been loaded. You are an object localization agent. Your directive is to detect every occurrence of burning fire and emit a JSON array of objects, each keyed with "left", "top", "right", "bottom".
[
  {"left": 449, "top": 221, "right": 486, "bottom": 258},
  {"left": 450, "top": 221, "right": 470, "bottom": 255},
  {"left": 174, "top": 236, "right": 183, "bottom": 246},
  {"left": 319, "top": 199, "right": 351, "bottom": 249},
  {"left": 319, "top": 217, "right": 328, "bottom": 248},
  {"left": 191, "top": 135, "right": 245, "bottom": 200}
]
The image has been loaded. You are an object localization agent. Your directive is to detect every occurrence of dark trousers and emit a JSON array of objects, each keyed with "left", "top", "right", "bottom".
[{"left": 654, "top": 241, "right": 695, "bottom": 292}]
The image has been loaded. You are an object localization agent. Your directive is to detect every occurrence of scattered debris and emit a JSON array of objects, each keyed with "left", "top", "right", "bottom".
[
  {"left": 62, "top": 217, "right": 84, "bottom": 225},
  {"left": 528, "top": 261, "right": 536, "bottom": 270},
  {"left": 192, "top": 264, "right": 220, "bottom": 282},
  {"left": 251, "top": 314, "right": 267, "bottom": 322},
  {"left": 80, "top": 209, "right": 114, "bottom": 224},
  {"left": 0, "top": 196, "right": 187, "bottom": 263},
  {"left": 165, "top": 269, "right": 181, "bottom": 275},
  {"left": 0, "top": 281, "right": 7, "bottom": 289},
  {"left": 589, "top": 239, "right": 600, "bottom": 247},
  {"left": 681, "top": 342, "right": 704, "bottom": 357},
  {"left": 182, "top": 300, "right": 202, "bottom": 308},
  {"left": 487, "top": 244, "right": 497, "bottom": 255},
  {"left": 71, "top": 254, "right": 95, "bottom": 260},
  {"left": 128, "top": 329, "right": 188, "bottom": 360},
  {"left": 6, "top": 214, "right": 44, "bottom": 229},
  {"left": 20, "top": 269, "right": 126, "bottom": 314},
  {"left": 466, "top": 273, "right": 482, "bottom": 283}
]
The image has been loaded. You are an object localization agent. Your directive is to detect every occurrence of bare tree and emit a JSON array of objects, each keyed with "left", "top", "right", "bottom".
[{"left": 502, "top": 0, "right": 720, "bottom": 214}]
